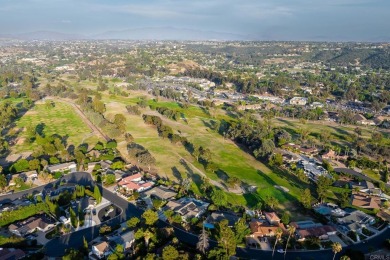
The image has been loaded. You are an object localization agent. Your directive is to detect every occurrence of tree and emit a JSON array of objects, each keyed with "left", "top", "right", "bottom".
[
  {"left": 211, "top": 189, "right": 227, "bottom": 207},
  {"left": 106, "top": 140, "right": 117, "bottom": 149},
  {"left": 216, "top": 220, "right": 236, "bottom": 257},
  {"left": 234, "top": 218, "right": 250, "bottom": 244},
  {"left": 339, "top": 191, "right": 350, "bottom": 208},
  {"left": 126, "top": 217, "right": 140, "bottom": 229},
  {"left": 94, "top": 185, "right": 102, "bottom": 204},
  {"left": 104, "top": 174, "right": 116, "bottom": 185},
  {"left": 264, "top": 195, "right": 278, "bottom": 210},
  {"left": 332, "top": 242, "right": 342, "bottom": 260},
  {"left": 142, "top": 209, "right": 158, "bottom": 226},
  {"left": 272, "top": 227, "right": 283, "bottom": 259},
  {"left": 28, "top": 159, "right": 41, "bottom": 171},
  {"left": 11, "top": 159, "right": 29, "bottom": 173},
  {"left": 254, "top": 139, "right": 275, "bottom": 158},
  {"left": 197, "top": 226, "right": 209, "bottom": 254},
  {"left": 227, "top": 176, "right": 241, "bottom": 189},
  {"left": 316, "top": 175, "right": 333, "bottom": 203},
  {"left": 301, "top": 188, "right": 312, "bottom": 209},
  {"left": 0, "top": 174, "right": 7, "bottom": 191},
  {"left": 162, "top": 245, "right": 179, "bottom": 260},
  {"left": 281, "top": 212, "right": 290, "bottom": 225},
  {"left": 284, "top": 226, "right": 296, "bottom": 260},
  {"left": 110, "top": 244, "right": 124, "bottom": 260},
  {"left": 69, "top": 206, "right": 78, "bottom": 228},
  {"left": 110, "top": 161, "right": 125, "bottom": 170}
]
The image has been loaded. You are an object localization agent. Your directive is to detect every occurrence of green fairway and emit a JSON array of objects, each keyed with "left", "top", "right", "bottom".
[
  {"left": 11, "top": 101, "right": 101, "bottom": 153},
  {"left": 101, "top": 94, "right": 309, "bottom": 210}
]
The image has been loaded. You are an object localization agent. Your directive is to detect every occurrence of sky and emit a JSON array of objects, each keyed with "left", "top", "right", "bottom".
[{"left": 0, "top": 0, "right": 389, "bottom": 41}]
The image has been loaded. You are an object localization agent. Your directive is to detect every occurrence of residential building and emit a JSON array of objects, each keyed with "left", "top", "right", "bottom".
[
  {"left": 91, "top": 241, "right": 111, "bottom": 259},
  {"left": 163, "top": 197, "right": 209, "bottom": 221},
  {"left": 9, "top": 215, "right": 55, "bottom": 237},
  {"left": 142, "top": 186, "right": 177, "bottom": 201},
  {"left": 205, "top": 212, "right": 240, "bottom": 228},
  {"left": 337, "top": 210, "right": 375, "bottom": 232},
  {"left": 109, "top": 230, "right": 135, "bottom": 252},
  {"left": 249, "top": 220, "right": 285, "bottom": 237},
  {"left": 0, "top": 248, "right": 26, "bottom": 260},
  {"left": 289, "top": 97, "right": 308, "bottom": 106},
  {"left": 298, "top": 160, "right": 328, "bottom": 181},
  {"left": 353, "top": 114, "right": 375, "bottom": 125},
  {"left": 117, "top": 173, "right": 154, "bottom": 193},
  {"left": 47, "top": 162, "right": 77, "bottom": 173},
  {"left": 296, "top": 225, "right": 337, "bottom": 241},
  {"left": 351, "top": 194, "right": 380, "bottom": 210},
  {"left": 264, "top": 212, "right": 281, "bottom": 225}
]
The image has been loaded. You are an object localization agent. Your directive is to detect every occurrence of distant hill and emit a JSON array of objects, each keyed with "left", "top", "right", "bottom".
[{"left": 312, "top": 47, "right": 390, "bottom": 69}]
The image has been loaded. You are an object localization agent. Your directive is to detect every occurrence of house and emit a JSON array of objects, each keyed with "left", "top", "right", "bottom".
[
  {"left": 100, "top": 160, "right": 113, "bottom": 170},
  {"left": 353, "top": 114, "right": 375, "bottom": 125},
  {"left": 282, "top": 153, "right": 300, "bottom": 163},
  {"left": 322, "top": 150, "right": 348, "bottom": 162},
  {"left": 296, "top": 225, "right": 337, "bottom": 241},
  {"left": 91, "top": 241, "right": 111, "bottom": 259},
  {"left": 163, "top": 197, "right": 209, "bottom": 221},
  {"left": 249, "top": 220, "right": 285, "bottom": 237},
  {"left": 142, "top": 186, "right": 177, "bottom": 201},
  {"left": 264, "top": 212, "right": 281, "bottom": 225},
  {"left": 351, "top": 194, "right": 380, "bottom": 210},
  {"left": 20, "top": 170, "right": 38, "bottom": 182},
  {"left": 298, "top": 160, "right": 328, "bottom": 181},
  {"left": 117, "top": 173, "right": 154, "bottom": 193},
  {"left": 326, "top": 111, "right": 339, "bottom": 122},
  {"left": 8, "top": 173, "right": 25, "bottom": 187},
  {"left": 47, "top": 162, "right": 77, "bottom": 173},
  {"left": 0, "top": 248, "right": 26, "bottom": 260},
  {"left": 352, "top": 181, "right": 381, "bottom": 196},
  {"left": 110, "top": 230, "right": 135, "bottom": 252},
  {"left": 8, "top": 215, "right": 55, "bottom": 237},
  {"left": 205, "top": 212, "right": 240, "bottom": 228},
  {"left": 337, "top": 210, "right": 375, "bottom": 229},
  {"left": 373, "top": 116, "right": 385, "bottom": 126},
  {"left": 289, "top": 97, "right": 308, "bottom": 106}
]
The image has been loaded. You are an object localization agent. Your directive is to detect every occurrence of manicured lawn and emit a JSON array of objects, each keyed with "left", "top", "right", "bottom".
[
  {"left": 102, "top": 95, "right": 308, "bottom": 210},
  {"left": 11, "top": 101, "right": 101, "bottom": 153}
]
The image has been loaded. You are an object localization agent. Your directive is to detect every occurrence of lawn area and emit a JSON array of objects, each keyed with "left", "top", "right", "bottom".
[
  {"left": 102, "top": 94, "right": 309, "bottom": 210},
  {"left": 11, "top": 101, "right": 101, "bottom": 153},
  {"left": 362, "top": 169, "right": 382, "bottom": 182},
  {"left": 273, "top": 117, "right": 377, "bottom": 141}
]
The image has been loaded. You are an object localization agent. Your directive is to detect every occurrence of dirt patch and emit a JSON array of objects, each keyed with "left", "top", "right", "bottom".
[
  {"left": 16, "top": 137, "right": 26, "bottom": 145},
  {"left": 24, "top": 110, "right": 38, "bottom": 116}
]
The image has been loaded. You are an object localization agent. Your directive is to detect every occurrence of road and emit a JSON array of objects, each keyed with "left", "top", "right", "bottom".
[
  {"left": 0, "top": 171, "right": 93, "bottom": 204},
  {"left": 44, "top": 184, "right": 144, "bottom": 257}
]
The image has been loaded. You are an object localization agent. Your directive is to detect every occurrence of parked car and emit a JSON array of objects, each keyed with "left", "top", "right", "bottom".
[{"left": 277, "top": 249, "right": 284, "bottom": 253}]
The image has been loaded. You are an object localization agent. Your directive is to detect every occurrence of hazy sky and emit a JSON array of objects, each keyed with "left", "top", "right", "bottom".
[{"left": 0, "top": 0, "right": 389, "bottom": 41}]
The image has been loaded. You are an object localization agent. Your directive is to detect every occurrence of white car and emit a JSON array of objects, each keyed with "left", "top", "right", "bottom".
[{"left": 277, "top": 249, "right": 284, "bottom": 253}]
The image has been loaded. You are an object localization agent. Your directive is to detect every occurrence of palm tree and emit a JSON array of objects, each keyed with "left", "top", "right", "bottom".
[
  {"left": 144, "top": 229, "right": 152, "bottom": 248},
  {"left": 197, "top": 225, "right": 209, "bottom": 254},
  {"left": 272, "top": 227, "right": 283, "bottom": 258},
  {"left": 284, "top": 226, "right": 296, "bottom": 260},
  {"left": 332, "top": 242, "right": 342, "bottom": 260}
]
